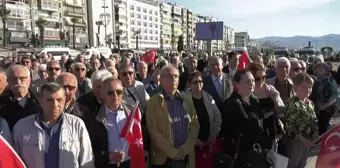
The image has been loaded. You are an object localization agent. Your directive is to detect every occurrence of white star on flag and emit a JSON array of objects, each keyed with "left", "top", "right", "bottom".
[
  {"left": 329, "top": 145, "right": 338, "bottom": 152},
  {"left": 135, "top": 138, "right": 143, "bottom": 147}
]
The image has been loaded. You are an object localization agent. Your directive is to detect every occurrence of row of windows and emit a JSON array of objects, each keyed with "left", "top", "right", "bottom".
[
  {"left": 131, "top": 40, "right": 159, "bottom": 45},
  {"left": 132, "top": 35, "right": 158, "bottom": 41},
  {"left": 130, "top": 5, "right": 158, "bottom": 15},
  {"left": 42, "top": 1, "right": 60, "bottom": 10},
  {"left": 130, "top": 13, "right": 158, "bottom": 22},
  {"left": 7, "top": 7, "right": 30, "bottom": 19},
  {"left": 130, "top": 20, "right": 158, "bottom": 28},
  {"left": 130, "top": 27, "right": 158, "bottom": 34},
  {"left": 67, "top": 7, "right": 83, "bottom": 13}
]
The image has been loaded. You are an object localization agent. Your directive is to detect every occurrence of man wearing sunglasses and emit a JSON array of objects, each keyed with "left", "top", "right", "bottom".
[
  {"left": 87, "top": 77, "right": 134, "bottom": 168},
  {"left": 32, "top": 60, "right": 62, "bottom": 95},
  {"left": 73, "top": 62, "right": 92, "bottom": 98},
  {"left": 21, "top": 56, "right": 40, "bottom": 82},
  {"left": 289, "top": 59, "right": 303, "bottom": 78}
]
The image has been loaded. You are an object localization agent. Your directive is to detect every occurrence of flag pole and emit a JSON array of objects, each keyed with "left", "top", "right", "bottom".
[{"left": 117, "top": 101, "right": 139, "bottom": 167}]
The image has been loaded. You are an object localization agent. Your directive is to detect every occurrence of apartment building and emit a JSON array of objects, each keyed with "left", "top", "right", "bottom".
[
  {"left": 223, "top": 26, "right": 235, "bottom": 50},
  {"left": 63, "top": 0, "right": 88, "bottom": 47},
  {"left": 235, "top": 31, "right": 249, "bottom": 47},
  {"left": 159, "top": 2, "right": 171, "bottom": 50},
  {"left": 113, "top": 0, "right": 128, "bottom": 49},
  {"left": 128, "top": 0, "right": 160, "bottom": 49}
]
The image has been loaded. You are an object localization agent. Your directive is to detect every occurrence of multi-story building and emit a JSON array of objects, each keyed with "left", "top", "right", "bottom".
[
  {"left": 63, "top": 0, "right": 88, "bottom": 47},
  {"left": 171, "top": 4, "right": 181, "bottom": 50},
  {"left": 223, "top": 26, "right": 234, "bottom": 50},
  {"left": 159, "top": 2, "right": 171, "bottom": 50},
  {"left": 113, "top": 0, "right": 128, "bottom": 49},
  {"left": 127, "top": 0, "right": 160, "bottom": 50},
  {"left": 235, "top": 31, "right": 249, "bottom": 47},
  {"left": 0, "top": 0, "right": 32, "bottom": 47}
]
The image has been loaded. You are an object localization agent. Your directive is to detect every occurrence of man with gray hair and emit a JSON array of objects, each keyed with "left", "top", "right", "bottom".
[
  {"left": 77, "top": 69, "right": 113, "bottom": 115},
  {"left": 73, "top": 62, "right": 92, "bottom": 98},
  {"left": 267, "top": 57, "right": 294, "bottom": 104},
  {"left": 0, "top": 68, "right": 8, "bottom": 95},
  {"left": 0, "top": 65, "right": 40, "bottom": 131}
]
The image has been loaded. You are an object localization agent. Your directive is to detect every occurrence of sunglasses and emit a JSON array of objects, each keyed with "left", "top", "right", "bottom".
[
  {"left": 255, "top": 75, "right": 267, "bottom": 82},
  {"left": 122, "top": 71, "right": 134, "bottom": 77},
  {"left": 107, "top": 89, "right": 123, "bottom": 96},
  {"left": 75, "top": 68, "right": 86, "bottom": 72},
  {"left": 63, "top": 85, "right": 77, "bottom": 91},
  {"left": 192, "top": 80, "right": 203, "bottom": 85},
  {"left": 48, "top": 67, "right": 61, "bottom": 72}
]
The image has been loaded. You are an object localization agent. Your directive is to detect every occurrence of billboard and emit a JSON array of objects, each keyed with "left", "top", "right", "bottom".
[{"left": 195, "top": 22, "right": 224, "bottom": 40}]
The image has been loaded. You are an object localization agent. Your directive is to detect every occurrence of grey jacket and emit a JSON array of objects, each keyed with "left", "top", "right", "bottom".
[
  {"left": 185, "top": 89, "right": 222, "bottom": 140},
  {"left": 12, "top": 113, "right": 95, "bottom": 168}
]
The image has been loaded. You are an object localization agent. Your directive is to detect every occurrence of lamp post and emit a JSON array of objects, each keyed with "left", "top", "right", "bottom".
[
  {"left": 95, "top": 21, "right": 103, "bottom": 46},
  {"left": 100, "top": 0, "right": 110, "bottom": 46},
  {"left": 134, "top": 29, "right": 141, "bottom": 50}
]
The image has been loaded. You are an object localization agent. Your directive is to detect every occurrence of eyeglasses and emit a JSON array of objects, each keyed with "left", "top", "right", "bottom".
[
  {"left": 122, "top": 71, "right": 134, "bottom": 77},
  {"left": 255, "top": 76, "right": 267, "bottom": 82},
  {"left": 9, "top": 76, "right": 29, "bottom": 82},
  {"left": 63, "top": 85, "right": 77, "bottom": 91},
  {"left": 75, "top": 68, "right": 86, "bottom": 72},
  {"left": 107, "top": 89, "right": 123, "bottom": 96},
  {"left": 48, "top": 67, "right": 61, "bottom": 72},
  {"left": 192, "top": 80, "right": 203, "bottom": 85}
]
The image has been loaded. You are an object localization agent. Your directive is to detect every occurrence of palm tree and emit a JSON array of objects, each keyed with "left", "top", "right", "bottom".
[
  {"left": 0, "top": 6, "right": 11, "bottom": 47},
  {"left": 35, "top": 17, "right": 49, "bottom": 46},
  {"left": 70, "top": 17, "right": 79, "bottom": 48}
]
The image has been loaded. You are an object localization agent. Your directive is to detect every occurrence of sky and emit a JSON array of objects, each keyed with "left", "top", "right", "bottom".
[{"left": 170, "top": 0, "right": 340, "bottom": 38}]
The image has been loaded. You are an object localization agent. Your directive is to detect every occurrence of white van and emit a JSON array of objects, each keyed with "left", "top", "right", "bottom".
[
  {"left": 82, "top": 47, "right": 112, "bottom": 60},
  {"left": 38, "top": 47, "right": 71, "bottom": 60}
]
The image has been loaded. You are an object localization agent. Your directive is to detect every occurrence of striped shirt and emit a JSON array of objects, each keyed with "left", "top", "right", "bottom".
[{"left": 163, "top": 92, "right": 189, "bottom": 147}]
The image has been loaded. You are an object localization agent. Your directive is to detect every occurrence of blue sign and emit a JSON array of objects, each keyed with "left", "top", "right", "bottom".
[{"left": 195, "top": 22, "right": 224, "bottom": 40}]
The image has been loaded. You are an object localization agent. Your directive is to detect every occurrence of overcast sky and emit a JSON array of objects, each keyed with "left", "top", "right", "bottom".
[{"left": 171, "top": 0, "right": 340, "bottom": 38}]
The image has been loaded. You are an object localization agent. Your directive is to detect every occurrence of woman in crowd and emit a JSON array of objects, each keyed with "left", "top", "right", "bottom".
[
  {"left": 248, "top": 62, "right": 285, "bottom": 145},
  {"left": 283, "top": 72, "right": 319, "bottom": 168},
  {"left": 185, "top": 71, "right": 222, "bottom": 168},
  {"left": 222, "top": 69, "right": 272, "bottom": 168}
]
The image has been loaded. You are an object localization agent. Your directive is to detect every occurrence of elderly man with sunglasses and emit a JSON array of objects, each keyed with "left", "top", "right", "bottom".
[
  {"left": 73, "top": 62, "right": 92, "bottom": 98},
  {"left": 86, "top": 77, "right": 135, "bottom": 168}
]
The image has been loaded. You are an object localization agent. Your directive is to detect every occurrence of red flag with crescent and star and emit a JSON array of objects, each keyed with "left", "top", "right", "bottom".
[
  {"left": 316, "top": 125, "right": 340, "bottom": 168},
  {"left": 140, "top": 49, "right": 156, "bottom": 63},
  {"left": 237, "top": 51, "right": 251, "bottom": 70},
  {"left": 0, "top": 135, "right": 26, "bottom": 168},
  {"left": 120, "top": 102, "right": 145, "bottom": 168}
]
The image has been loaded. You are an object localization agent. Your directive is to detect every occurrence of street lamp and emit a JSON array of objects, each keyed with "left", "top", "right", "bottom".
[
  {"left": 134, "top": 29, "right": 141, "bottom": 50},
  {"left": 95, "top": 21, "right": 103, "bottom": 46},
  {"left": 100, "top": 0, "right": 111, "bottom": 46}
]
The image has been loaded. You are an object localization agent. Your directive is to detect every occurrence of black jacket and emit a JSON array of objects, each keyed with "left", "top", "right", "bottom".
[
  {"left": 76, "top": 91, "right": 102, "bottom": 117},
  {"left": 222, "top": 92, "right": 272, "bottom": 161},
  {"left": 0, "top": 90, "right": 40, "bottom": 131}
]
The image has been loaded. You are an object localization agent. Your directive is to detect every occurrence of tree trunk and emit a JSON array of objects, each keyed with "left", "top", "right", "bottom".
[
  {"left": 2, "top": 20, "right": 6, "bottom": 47},
  {"left": 40, "top": 28, "right": 44, "bottom": 46},
  {"left": 72, "top": 24, "right": 76, "bottom": 48},
  {"left": 97, "top": 25, "right": 100, "bottom": 46},
  {"left": 117, "top": 35, "right": 120, "bottom": 50}
]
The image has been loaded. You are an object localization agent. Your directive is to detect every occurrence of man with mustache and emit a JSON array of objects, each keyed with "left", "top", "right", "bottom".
[{"left": 0, "top": 65, "right": 40, "bottom": 131}]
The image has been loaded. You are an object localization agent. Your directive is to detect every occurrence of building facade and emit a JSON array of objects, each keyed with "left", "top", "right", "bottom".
[
  {"left": 223, "top": 26, "right": 234, "bottom": 50},
  {"left": 159, "top": 2, "right": 171, "bottom": 50}
]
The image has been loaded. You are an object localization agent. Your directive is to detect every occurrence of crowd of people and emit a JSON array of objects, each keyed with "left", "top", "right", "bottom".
[{"left": 0, "top": 51, "right": 338, "bottom": 168}]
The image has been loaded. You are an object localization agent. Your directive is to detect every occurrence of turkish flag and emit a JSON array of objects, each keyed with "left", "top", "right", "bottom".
[
  {"left": 316, "top": 125, "right": 340, "bottom": 168},
  {"left": 238, "top": 51, "right": 251, "bottom": 70},
  {"left": 0, "top": 135, "right": 26, "bottom": 168},
  {"left": 140, "top": 49, "right": 156, "bottom": 63},
  {"left": 120, "top": 102, "right": 145, "bottom": 168}
]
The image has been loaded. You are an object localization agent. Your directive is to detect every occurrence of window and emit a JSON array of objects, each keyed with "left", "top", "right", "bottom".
[
  {"left": 137, "top": 21, "right": 141, "bottom": 26},
  {"left": 130, "top": 20, "right": 135, "bottom": 25},
  {"left": 137, "top": 14, "right": 141, "bottom": 19},
  {"left": 143, "top": 22, "right": 147, "bottom": 27},
  {"left": 155, "top": 11, "right": 158, "bottom": 15},
  {"left": 144, "top": 36, "right": 147, "bottom": 40},
  {"left": 130, "top": 5, "right": 134, "bottom": 10},
  {"left": 137, "top": 7, "right": 141, "bottom": 12},
  {"left": 143, "top": 15, "right": 147, "bottom": 20},
  {"left": 155, "top": 17, "right": 158, "bottom": 22},
  {"left": 130, "top": 27, "right": 135, "bottom": 32},
  {"left": 143, "top": 8, "right": 147, "bottom": 13},
  {"left": 150, "top": 36, "right": 153, "bottom": 40},
  {"left": 149, "top": 10, "right": 152, "bottom": 14},
  {"left": 144, "top": 29, "right": 147, "bottom": 33},
  {"left": 149, "top": 23, "right": 152, "bottom": 27},
  {"left": 130, "top": 12, "right": 134, "bottom": 17},
  {"left": 155, "top": 30, "right": 158, "bottom": 34},
  {"left": 155, "top": 36, "right": 158, "bottom": 40},
  {"left": 149, "top": 29, "right": 152, "bottom": 34},
  {"left": 149, "top": 16, "right": 152, "bottom": 21},
  {"left": 155, "top": 24, "right": 158, "bottom": 28}
]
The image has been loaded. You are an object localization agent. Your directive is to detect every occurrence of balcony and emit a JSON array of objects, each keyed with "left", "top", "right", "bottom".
[
  {"left": 65, "top": 10, "right": 84, "bottom": 17},
  {"left": 64, "top": 18, "right": 86, "bottom": 27}
]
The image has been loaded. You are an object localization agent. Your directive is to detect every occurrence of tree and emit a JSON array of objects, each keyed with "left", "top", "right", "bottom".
[
  {"left": 177, "top": 35, "right": 184, "bottom": 52},
  {"left": 70, "top": 17, "right": 79, "bottom": 48},
  {"left": 35, "top": 17, "right": 49, "bottom": 46},
  {"left": 116, "top": 30, "right": 123, "bottom": 50},
  {"left": 0, "top": 6, "right": 11, "bottom": 47}
]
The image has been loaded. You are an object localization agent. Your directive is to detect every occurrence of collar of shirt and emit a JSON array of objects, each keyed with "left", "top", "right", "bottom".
[
  {"left": 105, "top": 105, "right": 125, "bottom": 116},
  {"left": 211, "top": 74, "right": 223, "bottom": 82},
  {"left": 37, "top": 112, "right": 65, "bottom": 129}
]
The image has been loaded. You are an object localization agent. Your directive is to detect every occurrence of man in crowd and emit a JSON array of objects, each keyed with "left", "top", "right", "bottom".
[
  {"left": 73, "top": 62, "right": 92, "bottom": 98},
  {"left": 289, "top": 59, "right": 303, "bottom": 78},
  {"left": 87, "top": 77, "right": 133, "bottom": 168},
  {"left": 136, "top": 61, "right": 151, "bottom": 85},
  {"left": 0, "top": 68, "right": 8, "bottom": 95},
  {"left": 146, "top": 65, "right": 199, "bottom": 168},
  {"left": 32, "top": 60, "right": 62, "bottom": 94},
  {"left": 87, "top": 57, "right": 101, "bottom": 78},
  {"left": 0, "top": 65, "right": 40, "bottom": 131},
  {"left": 21, "top": 56, "right": 40, "bottom": 82},
  {"left": 179, "top": 56, "right": 198, "bottom": 91},
  {"left": 13, "top": 82, "right": 94, "bottom": 168},
  {"left": 222, "top": 51, "right": 240, "bottom": 77}
]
